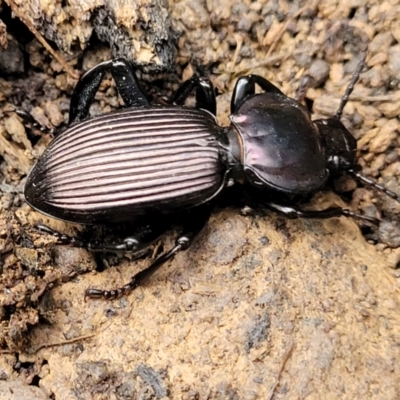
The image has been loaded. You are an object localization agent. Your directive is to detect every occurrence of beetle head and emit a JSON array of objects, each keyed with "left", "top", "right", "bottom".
[{"left": 314, "top": 118, "right": 357, "bottom": 175}]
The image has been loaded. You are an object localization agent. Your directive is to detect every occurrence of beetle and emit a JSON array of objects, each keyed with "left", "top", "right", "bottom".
[{"left": 23, "top": 56, "right": 400, "bottom": 300}]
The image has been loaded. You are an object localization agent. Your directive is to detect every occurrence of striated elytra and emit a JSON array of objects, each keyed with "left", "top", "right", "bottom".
[
  {"left": 23, "top": 56, "right": 400, "bottom": 300},
  {"left": 25, "top": 107, "right": 225, "bottom": 224}
]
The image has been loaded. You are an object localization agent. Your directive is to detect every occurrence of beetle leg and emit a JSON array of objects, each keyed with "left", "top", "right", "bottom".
[
  {"left": 69, "top": 59, "right": 113, "bottom": 125},
  {"left": 265, "top": 202, "right": 380, "bottom": 225},
  {"left": 34, "top": 224, "right": 85, "bottom": 247},
  {"left": 69, "top": 58, "right": 150, "bottom": 125},
  {"left": 13, "top": 108, "right": 54, "bottom": 135},
  {"left": 174, "top": 76, "right": 216, "bottom": 116},
  {"left": 84, "top": 209, "right": 211, "bottom": 300},
  {"left": 109, "top": 58, "right": 150, "bottom": 108},
  {"left": 35, "top": 222, "right": 168, "bottom": 254},
  {"left": 231, "top": 74, "right": 284, "bottom": 114},
  {"left": 86, "top": 223, "right": 168, "bottom": 253}
]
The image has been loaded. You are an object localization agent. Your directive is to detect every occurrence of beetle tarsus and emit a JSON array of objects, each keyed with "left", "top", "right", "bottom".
[
  {"left": 295, "top": 74, "right": 312, "bottom": 103},
  {"left": 34, "top": 224, "right": 85, "bottom": 247},
  {"left": 85, "top": 281, "right": 138, "bottom": 301},
  {"left": 14, "top": 107, "right": 53, "bottom": 135},
  {"left": 84, "top": 245, "right": 183, "bottom": 301}
]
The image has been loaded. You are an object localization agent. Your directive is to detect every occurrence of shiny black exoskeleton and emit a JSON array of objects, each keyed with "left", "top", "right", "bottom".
[{"left": 23, "top": 57, "right": 400, "bottom": 300}]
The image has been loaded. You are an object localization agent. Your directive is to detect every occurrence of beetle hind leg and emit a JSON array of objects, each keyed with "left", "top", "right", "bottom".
[
  {"left": 173, "top": 76, "right": 217, "bottom": 116},
  {"left": 34, "top": 221, "right": 169, "bottom": 255},
  {"left": 34, "top": 224, "right": 85, "bottom": 247},
  {"left": 85, "top": 239, "right": 186, "bottom": 301},
  {"left": 85, "top": 209, "right": 211, "bottom": 300},
  {"left": 68, "top": 59, "right": 112, "bottom": 125},
  {"left": 69, "top": 58, "right": 150, "bottom": 125},
  {"left": 109, "top": 58, "right": 150, "bottom": 109}
]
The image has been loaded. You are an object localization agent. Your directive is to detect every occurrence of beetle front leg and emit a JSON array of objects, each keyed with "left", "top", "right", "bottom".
[
  {"left": 85, "top": 209, "right": 211, "bottom": 300},
  {"left": 266, "top": 202, "right": 380, "bottom": 224}
]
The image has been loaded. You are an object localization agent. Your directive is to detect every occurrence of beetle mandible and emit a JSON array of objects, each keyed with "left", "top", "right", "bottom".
[{"left": 23, "top": 56, "right": 400, "bottom": 300}]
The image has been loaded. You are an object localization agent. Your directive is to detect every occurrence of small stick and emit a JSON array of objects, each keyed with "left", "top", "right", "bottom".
[
  {"left": 31, "top": 333, "right": 96, "bottom": 353},
  {"left": 0, "top": 333, "right": 96, "bottom": 354},
  {"left": 5, "top": 0, "right": 79, "bottom": 80}
]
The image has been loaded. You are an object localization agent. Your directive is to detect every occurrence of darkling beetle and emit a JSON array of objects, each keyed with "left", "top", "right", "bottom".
[{"left": 23, "top": 55, "right": 400, "bottom": 300}]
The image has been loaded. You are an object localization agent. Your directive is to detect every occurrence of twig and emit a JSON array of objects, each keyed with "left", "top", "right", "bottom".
[
  {"left": 31, "top": 333, "right": 96, "bottom": 353},
  {"left": 5, "top": 0, "right": 79, "bottom": 80},
  {"left": 0, "top": 333, "right": 96, "bottom": 354}
]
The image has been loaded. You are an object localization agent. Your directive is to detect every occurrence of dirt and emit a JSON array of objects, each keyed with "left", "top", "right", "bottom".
[{"left": 1, "top": 0, "right": 400, "bottom": 399}]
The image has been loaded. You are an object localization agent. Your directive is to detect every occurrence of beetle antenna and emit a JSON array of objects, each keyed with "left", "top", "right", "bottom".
[
  {"left": 348, "top": 169, "right": 400, "bottom": 203},
  {"left": 335, "top": 52, "right": 367, "bottom": 120}
]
